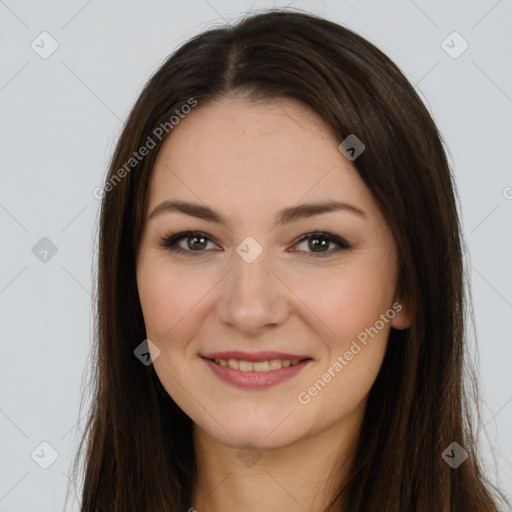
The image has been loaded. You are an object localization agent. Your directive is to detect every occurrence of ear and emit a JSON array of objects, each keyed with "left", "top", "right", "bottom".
[{"left": 389, "top": 295, "right": 411, "bottom": 330}]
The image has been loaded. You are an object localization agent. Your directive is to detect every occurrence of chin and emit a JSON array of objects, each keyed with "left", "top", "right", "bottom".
[{"left": 197, "top": 411, "right": 306, "bottom": 451}]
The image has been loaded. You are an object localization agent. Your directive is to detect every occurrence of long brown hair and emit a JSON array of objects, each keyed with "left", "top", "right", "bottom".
[{"left": 67, "top": 9, "right": 510, "bottom": 511}]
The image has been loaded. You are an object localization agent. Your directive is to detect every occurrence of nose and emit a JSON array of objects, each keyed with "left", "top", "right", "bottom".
[{"left": 215, "top": 246, "right": 291, "bottom": 336}]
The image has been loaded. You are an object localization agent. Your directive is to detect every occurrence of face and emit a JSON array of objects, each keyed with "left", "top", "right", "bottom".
[{"left": 136, "top": 95, "right": 410, "bottom": 451}]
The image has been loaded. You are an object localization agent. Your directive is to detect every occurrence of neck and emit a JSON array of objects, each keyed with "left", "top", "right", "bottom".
[{"left": 191, "top": 409, "right": 363, "bottom": 512}]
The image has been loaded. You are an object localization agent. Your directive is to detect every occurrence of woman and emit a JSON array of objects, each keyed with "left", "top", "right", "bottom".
[{"left": 69, "top": 9, "right": 510, "bottom": 511}]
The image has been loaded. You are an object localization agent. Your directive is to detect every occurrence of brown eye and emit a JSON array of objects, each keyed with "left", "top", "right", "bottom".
[
  {"left": 159, "top": 230, "right": 350, "bottom": 258},
  {"left": 292, "top": 232, "right": 351, "bottom": 258},
  {"left": 185, "top": 235, "right": 208, "bottom": 250},
  {"left": 159, "top": 231, "right": 218, "bottom": 256}
]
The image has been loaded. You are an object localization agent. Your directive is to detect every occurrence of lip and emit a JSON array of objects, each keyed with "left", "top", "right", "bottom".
[
  {"left": 201, "top": 356, "right": 313, "bottom": 390},
  {"left": 201, "top": 351, "right": 311, "bottom": 362}
]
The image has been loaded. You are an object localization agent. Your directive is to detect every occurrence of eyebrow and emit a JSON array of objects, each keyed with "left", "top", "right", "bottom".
[{"left": 148, "top": 199, "right": 367, "bottom": 225}]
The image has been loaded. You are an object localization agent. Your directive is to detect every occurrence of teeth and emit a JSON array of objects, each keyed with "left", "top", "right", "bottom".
[
  {"left": 239, "top": 360, "right": 254, "bottom": 371},
  {"left": 269, "top": 359, "right": 282, "bottom": 370},
  {"left": 253, "top": 361, "right": 270, "bottom": 372},
  {"left": 212, "top": 358, "right": 302, "bottom": 371}
]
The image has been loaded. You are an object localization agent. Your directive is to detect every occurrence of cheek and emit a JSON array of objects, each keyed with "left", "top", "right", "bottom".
[
  {"left": 293, "top": 262, "right": 397, "bottom": 342},
  {"left": 291, "top": 259, "right": 396, "bottom": 397},
  {"left": 137, "top": 263, "right": 181, "bottom": 340},
  {"left": 137, "top": 262, "right": 218, "bottom": 345},
  {"left": 293, "top": 267, "right": 395, "bottom": 424}
]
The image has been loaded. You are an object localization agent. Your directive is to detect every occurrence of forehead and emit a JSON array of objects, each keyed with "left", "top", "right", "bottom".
[{"left": 148, "top": 96, "right": 374, "bottom": 216}]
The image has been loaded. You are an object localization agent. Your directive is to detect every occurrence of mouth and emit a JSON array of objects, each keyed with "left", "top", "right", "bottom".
[
  {"left": 203, "top": 356, "right": 312, "bottom": 372},
  {"left": 200, "top": 354, "right": 313, "bottom": 390}
]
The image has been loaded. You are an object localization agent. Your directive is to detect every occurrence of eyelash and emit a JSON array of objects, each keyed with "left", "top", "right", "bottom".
[{"left": 157, "top": 230, "right": 351, "bottom": 258}]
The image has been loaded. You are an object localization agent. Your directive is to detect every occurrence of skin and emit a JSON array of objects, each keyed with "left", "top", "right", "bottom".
[{"left": 136, "top": 95, "right": 411, "bottom": 512}]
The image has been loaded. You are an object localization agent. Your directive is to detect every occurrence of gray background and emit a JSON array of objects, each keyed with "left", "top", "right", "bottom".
[{"left": 1, "top": 0, "right": 511, "bottom": 510}]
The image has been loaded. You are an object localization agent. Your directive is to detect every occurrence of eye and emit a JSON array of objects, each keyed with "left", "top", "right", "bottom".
[
  {"left": 291, "top": 232, "right": 351, "bottom": 258},
  {"left": 158, "top": 231, "right": 219, "bottom": 256},
  {"left": 158, "top": 230, "right": 351, "bottom": 258}
]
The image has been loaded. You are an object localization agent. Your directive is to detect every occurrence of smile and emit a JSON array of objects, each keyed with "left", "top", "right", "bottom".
[
  {"left": 211, "top": 358, "right": 302, "bottom": 371},
  {"left": 201, "top": 356, "right": 313, "bottom": 389}
]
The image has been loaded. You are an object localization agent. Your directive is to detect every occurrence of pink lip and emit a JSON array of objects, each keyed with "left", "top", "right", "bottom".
[
  {"left": 201, "top": 351, "right": 311, "bottom": 362},
  {"left": 201, "top": 357, "right": 313, "bottom": 390}
]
